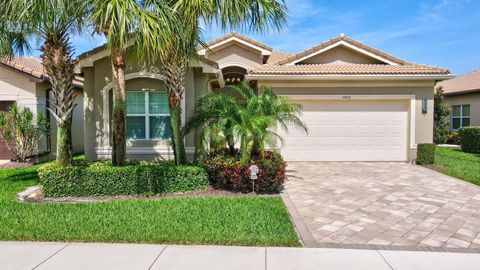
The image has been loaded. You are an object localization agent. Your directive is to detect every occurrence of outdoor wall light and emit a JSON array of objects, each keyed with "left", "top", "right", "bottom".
[{"left": 422, "top": 97, "right": 428, "bottom": 114}]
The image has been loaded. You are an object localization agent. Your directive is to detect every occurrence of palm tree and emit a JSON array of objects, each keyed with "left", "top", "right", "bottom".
[
  {"left": 187, "top": 83, "right": 306, "bottom": 165},
  {"left": 0, "top": 0, "right": 85, "bottom": 166},
  {"left": 83, "top": 0, "right": 177, "bottom": 166},
  {"left": 186, "top": 92, "right": 239, "bottom": 157},
  {"left": 159, "top": 0, "right": 288, "bottom": 165},
  {"left": 232, "top": 83, "right": 307, "bottom": 156}
]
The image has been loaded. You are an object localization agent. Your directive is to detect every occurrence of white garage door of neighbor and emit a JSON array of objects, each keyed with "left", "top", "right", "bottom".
[{"left": 279, "top": 99, "right": 409, "bottom": 161}]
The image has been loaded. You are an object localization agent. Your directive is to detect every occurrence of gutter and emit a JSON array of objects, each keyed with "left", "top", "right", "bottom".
[{"left": 246, "top": 74, "right": 454, "bottom": 81}]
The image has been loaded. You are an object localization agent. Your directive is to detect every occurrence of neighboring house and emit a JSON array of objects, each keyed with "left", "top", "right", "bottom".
[
  {"left": 0, "top": 56, "right": 84, "bottom": 160},
  {"left": 437, "top": 70, "right": 480, "bottom": 131},
  {"left": 76, "top": 32, "right": 451, "bottom": 162}
]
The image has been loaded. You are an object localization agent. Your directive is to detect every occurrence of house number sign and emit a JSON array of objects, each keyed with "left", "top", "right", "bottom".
[{"left": 250, "top": 165, "right": 260, "bottom": 192}]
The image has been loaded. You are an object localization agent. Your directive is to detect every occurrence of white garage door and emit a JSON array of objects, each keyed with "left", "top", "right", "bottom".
[{"left": 279, "top": 99, "right": 408, "bottom": 161}]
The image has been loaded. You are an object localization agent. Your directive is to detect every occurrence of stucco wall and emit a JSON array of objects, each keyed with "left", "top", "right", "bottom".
[
  {"left": 0, "top": 66, "right": 38, "bottom": 110},
  {"left": 206, "top": 43, "right": 263, "bottom": 69},
  {"left": 299, "top": 46, "right": 384, "bottom": 65},
  {"left": 445, "top": 93, "right": 480, "bottom": 128},
  {"left": 258, "top": 80, "right": 436, "bottom": 161},
  {"left": 82, "top": 53, "right": 208, "bottom": 161}
]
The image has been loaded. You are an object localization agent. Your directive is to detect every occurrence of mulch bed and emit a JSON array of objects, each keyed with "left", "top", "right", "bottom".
[{"left": 0, "top": 161, "right": 33, "bottom": 168}]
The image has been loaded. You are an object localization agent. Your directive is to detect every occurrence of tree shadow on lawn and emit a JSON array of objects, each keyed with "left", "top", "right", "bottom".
[{"left": 1, "top": 169, "right": 39, "bottom": 183}]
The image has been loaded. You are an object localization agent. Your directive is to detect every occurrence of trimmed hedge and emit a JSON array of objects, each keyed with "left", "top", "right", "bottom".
[
  {"left": 38, "top": 161, "right": 209, "bottom": 197},
  {"left": 459, "top": 127, "right": 480, "bottom": 153},
  {"left": 201, "top": 150, "right": 286, "bottom": 193},
  {"left": 416, "top": 143, "right": 436, "bottom": 165}
]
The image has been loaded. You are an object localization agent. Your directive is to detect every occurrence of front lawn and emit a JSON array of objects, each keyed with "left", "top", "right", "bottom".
[
  {"left": 435, "top": 146, "right": 480, "bottom": 185},
  {"left": 0, "top": 165, "right": 299, "bottom": 246}
]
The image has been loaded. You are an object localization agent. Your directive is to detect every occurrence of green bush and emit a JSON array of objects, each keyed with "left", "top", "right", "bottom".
[
  {"left": 447, "top": 131, "right": 460, "bottom": 145},
  {"left": 459, "top": 127, "right": 480, "bottom": 153},
  {"left": 416, "top": 143, "right": 436, "bottom": 165},
  {"left": 38, "top": 161, "right": 209, "bottom": 197}
]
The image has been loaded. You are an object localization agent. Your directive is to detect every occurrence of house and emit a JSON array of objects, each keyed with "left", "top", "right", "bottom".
[
  {"left": 76, "top": 32, "right": 451, "bottom": 162},
  {"left": 0, "top": 56, "right": 84, "bottom": 160},
  {"left": 437, "top": 70, "right": 480, "bottom": 131}
]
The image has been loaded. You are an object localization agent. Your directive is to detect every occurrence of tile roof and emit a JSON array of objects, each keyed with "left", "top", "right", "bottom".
[
  {"left": 437, "top": 70, "right": 480, "bottom": 95},
  {"left": 271, "top": 34, "right": 407, "bottom": 66},
  {"left": 1, "top": 56, "right": 84, "bottom": 87},
  {"left": 266, "top": 50, "right": 294, "bottom": 64},
  {"left": 201, "top": 31, "right": 273, "bottom": 52},
  {"left": 250, "top": 64, "right": 450, "bottom": 75},
  {"left": 1, "top": 56, "right": 45, "bottom": 78}
]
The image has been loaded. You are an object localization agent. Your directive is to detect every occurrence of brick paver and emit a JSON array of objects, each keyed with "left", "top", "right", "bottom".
[{"left": 284, "top": 162, "right": 480, "bottom": 250}]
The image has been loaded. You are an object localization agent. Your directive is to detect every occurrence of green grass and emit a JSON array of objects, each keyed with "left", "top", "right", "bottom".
[
  {"left": 435, "top": 146, "right": 480, "bottom": 185},
  {"left": 0, "top": 164, "right": 299, "bottom": 246}
]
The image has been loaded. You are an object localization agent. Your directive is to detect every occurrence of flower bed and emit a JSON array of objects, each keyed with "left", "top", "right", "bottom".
[
  {"left": 201, "top": 150, "right": 286, "bottom": 193},
  {"left": 38, "top": 161, "right": 209, "bottom": 197}
]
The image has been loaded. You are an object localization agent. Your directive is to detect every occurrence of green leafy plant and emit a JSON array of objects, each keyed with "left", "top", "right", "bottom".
[
  {"left": 416, "top": 143, "right": 436, "bottom": 165},
  {"left": 459, "top": 127, "right": 480, "bottom": 153},
  {"left": 0, "top": 104, "right": 49, "bottom": 162},
  {"left": 434, "top": 87, "right": 451, "bottom": 144},
  {"left": 447, "top": 131, "right": 460, "bottom": 145},
  {"left": 187, "top": 83, "right": 306, "bottom": 166},
  {"left": 201, "top": 149, "right": 286, "bottom": 193},
  {"left": 38, "top": 161, "right": 208, "bottom": 197}
]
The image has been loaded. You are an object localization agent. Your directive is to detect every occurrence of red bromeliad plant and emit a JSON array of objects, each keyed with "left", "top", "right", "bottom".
[{"left": 201, "top": 149, "right": 286, "bottom": 193}]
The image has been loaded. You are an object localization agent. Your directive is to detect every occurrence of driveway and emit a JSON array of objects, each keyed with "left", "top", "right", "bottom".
[{"left": 284, "top": 162, "right": 480, "bottom": 251}]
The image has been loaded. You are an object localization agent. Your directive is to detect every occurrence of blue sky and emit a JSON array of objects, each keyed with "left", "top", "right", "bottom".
[{"left": 67, "top": 0, "right": 479, "bottom": 75}]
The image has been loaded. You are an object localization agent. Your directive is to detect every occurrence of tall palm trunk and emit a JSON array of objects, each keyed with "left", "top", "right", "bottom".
[
  {"left": 110, "top": 49, "right": 127, "bottom": 166},
  {"left": 240, "top": 135, "right": 253, "bottom": 166},
  {"left": 224, "top": 122, "right": 236, "bottom": 155},
  {"left": 162, "top": 60, "right": 186, "bottom": 165},
  {"left": 41, "top": 32, "right": 76, "bottom": 166}
]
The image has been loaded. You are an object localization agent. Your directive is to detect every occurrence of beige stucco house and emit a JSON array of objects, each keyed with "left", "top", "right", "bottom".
[
  {"left": 76, "top": 32, "right": 451, "bottom": 162},
  {"left": 437, "top": 70, "right": 480, "bottom": 131},
  {"left": 0, "top": 56, "right": 84, "bottom": 160}
]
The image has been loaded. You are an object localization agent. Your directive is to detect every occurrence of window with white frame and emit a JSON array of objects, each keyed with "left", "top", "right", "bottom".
[
  {"left": 451, "top": 104, "right": 470, "bottom": 130},
  {"left": 126, "top": 91, "right": 170, "bottom": 140}
]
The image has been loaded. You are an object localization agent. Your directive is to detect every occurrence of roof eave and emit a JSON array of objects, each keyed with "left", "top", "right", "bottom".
[
  {"left": 444, "top": 88, "right": 480, "bottom": 96},
  {"left": 246, "top": 74, "right": 454, "bottom": 81}
]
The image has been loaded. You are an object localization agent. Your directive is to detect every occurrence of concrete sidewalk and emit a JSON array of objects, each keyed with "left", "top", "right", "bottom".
[{"left": 1, "top": 241, "right": 480, "bottom": 270}]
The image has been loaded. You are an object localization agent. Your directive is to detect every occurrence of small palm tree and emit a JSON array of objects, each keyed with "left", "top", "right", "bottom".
[
  {"left": 0, "top": 103, "right": 49, "bottom": 162},
  {"left": 232, "top": 83, "right": 307, "bottom": 156},
  {"left": 84, "top": 0, "right": 177, "bottom": 166},
  {"left": 159, "top": 0, "right": 288, "bottom": 165},
  {"left": 0, "top": 0, "right": 85, "bottom": 166},
  {"left": 187, "top": 83, "right": 306, "bottom": 165},
  {"left": 186, "top": 92, "right": 239, "bottom": 157}
]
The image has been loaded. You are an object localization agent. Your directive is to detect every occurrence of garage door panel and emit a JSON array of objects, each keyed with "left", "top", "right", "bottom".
[{"left": 279, "top": 100, "right": 408, "bottom": 161}]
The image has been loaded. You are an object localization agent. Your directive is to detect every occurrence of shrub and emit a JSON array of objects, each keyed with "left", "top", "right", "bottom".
[
  {"left": 201, "top": 149, "right": 286, "bottom": 193},
  {"left": 38, "top": 161, "right": 209, "bottom": 197},
  {"left": 447, "top": 131, "right": 460, "bottom": 145},
  {"left": 433, "top": 87, "right": 451, "bottom": 144},
  {"left": 459, "top": 127, "right": 480, "bottom": 153},
  {"left": 0, "top": 103, "right": 49, "bottom": 161},
  {"left": 416, "top": 143, "right": 436, "bottom": 165}
]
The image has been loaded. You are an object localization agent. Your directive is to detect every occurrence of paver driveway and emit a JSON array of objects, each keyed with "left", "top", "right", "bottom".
[{"left": 284, "top": 162, "right": 480, "bottom": 250}]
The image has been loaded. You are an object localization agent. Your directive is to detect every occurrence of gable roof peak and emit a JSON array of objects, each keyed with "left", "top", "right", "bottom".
[
  {"left": 271, "top": 34, "right": 408, "bottom": 66},
  {"left": 198, "top": 32, "right": 272, "bottom": 56}
]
